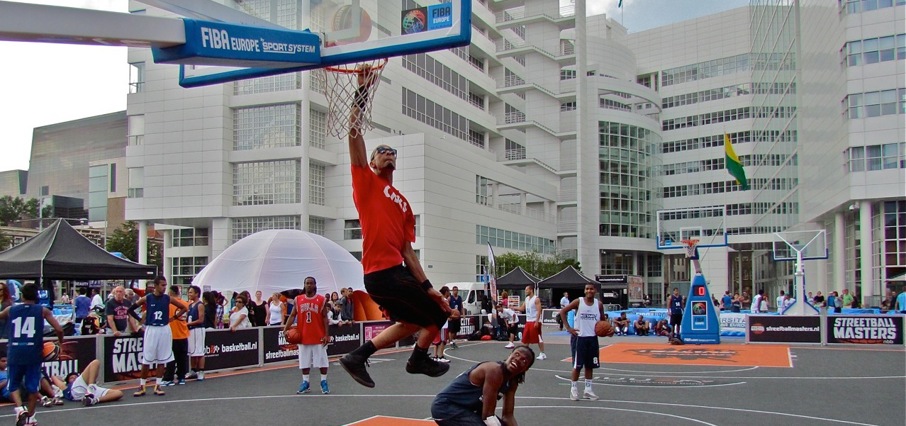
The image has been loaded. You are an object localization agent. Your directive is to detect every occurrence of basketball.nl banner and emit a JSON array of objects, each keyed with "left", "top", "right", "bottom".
[
  {"left": 0, "top": 336, "right": 96, "bottom": 381},
  {"left": 826, "top": 315, "right": 904, "bottom": 345}
]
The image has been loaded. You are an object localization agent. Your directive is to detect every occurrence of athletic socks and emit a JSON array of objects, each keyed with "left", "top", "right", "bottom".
[
  {"left": 302, "top": 374, "right": 310, "bottom": 382},
  {"left": 570, "top": 381, "right": 578, "bottom": 389},
  {"left": 409, "top": 344, "right": 430, "bottom": 361},
  {"left": 585, "top": 379, "right": 593, "bottom": 392},
  {"left": 352, "top": 340, "right": 377, "bottom": 359},
  {"left": 139, "top": 379, "right": 146, "bottom": 387},
  {"left": 320, "top": 373, "right": 327, "bottom": 381}
]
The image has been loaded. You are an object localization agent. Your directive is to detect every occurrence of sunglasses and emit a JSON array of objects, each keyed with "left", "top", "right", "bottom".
[{"left": 375, "top": 146, "right": 397, "bottom": 156}]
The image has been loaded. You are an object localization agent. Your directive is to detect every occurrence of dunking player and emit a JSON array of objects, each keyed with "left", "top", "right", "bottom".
[
  {"left": 339, "top": 67, "right": 451, "bottom": 388},
  {"left": 0, "top": 283, "right": 64, "bottom": 426},
  {"left": 515, "top": 285, "right": 546, "bottom": 360},
  {"left": 129, "top": 276, "right": 188, "bottom": 397},
  {"left": 559, "top": 283, "right": 605, "bottom": 401},
  {"left": 284, "top": 276, "right": 330, "bottom": 395}
]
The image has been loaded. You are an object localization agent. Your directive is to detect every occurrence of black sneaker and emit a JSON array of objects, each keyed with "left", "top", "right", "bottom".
[
  {"left": 339, "top": 353, "right": 375, "bottom": 388},
  {"left": 406, "top": 354, "right": 450, "bottom": 377}
]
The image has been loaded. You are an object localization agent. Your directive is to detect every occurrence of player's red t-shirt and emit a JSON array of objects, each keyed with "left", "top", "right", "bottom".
[
  {"left": 351, "top": 165, "right": 416, "bottom": 274},
  {"left": 294, "top": 294, "right": 327, "bottom": 345}
]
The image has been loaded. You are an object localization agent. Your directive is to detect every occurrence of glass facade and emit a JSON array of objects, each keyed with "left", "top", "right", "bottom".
[
  {"left": 231, "top": 216, "right": 301, "bottom": 243},
  {"left": 232, "top": 160, "right": 300, "bottom": 206},
  {"left": 87, "top": 165, "right": 108, "bottom": 222},
  {"left": 598, "top": 122, "right": 658, "bottom": 239},
  {"left": 233, "top": 103, "right": 301, "bottom": 151}
]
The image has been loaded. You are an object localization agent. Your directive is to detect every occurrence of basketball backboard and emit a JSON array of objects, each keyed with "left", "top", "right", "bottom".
[
  {"left": 143, "top": 0, "right": 471, "bottom": 87},
  {"left": 772, "top": 229, "right": 828, "bottom": 261},
  {"left": 656, "top": 205, "right": 728, "bottom": 250}
]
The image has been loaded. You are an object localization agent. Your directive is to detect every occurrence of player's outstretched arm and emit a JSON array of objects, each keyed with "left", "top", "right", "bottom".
[
  {"left": 500, "top": 383, "right": 519, "bottom": 426},
  {"left": 349, "top": 66, "right": 376, "bottom": 168},
  {"left": 477, "top": 364, "right": 503, "bottom": 421}
]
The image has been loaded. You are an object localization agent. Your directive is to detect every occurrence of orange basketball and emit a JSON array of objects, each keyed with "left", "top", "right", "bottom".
[
  {"left": 42, "top": 342, "right": 60, "bottom": 362},
  {"left": 595, "top": 320, "right": 614, "bottom": 338},
  {"left": 284, "top": 328, "right": 302, "bottom": 344}
]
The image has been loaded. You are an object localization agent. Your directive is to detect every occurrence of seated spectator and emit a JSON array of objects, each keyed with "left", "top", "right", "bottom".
[
  {"left": 49, "top": 359, "right": 123, "bottom": 406},
  {"left": 654, "top": 319, "right": 671, "bottom": 336},
  {"left": 80, "top": 312, "right": 102, "bottom": 335},
  {"left": 613, "top": 312, "right": 630, "bottom": 336},
  {"left": 328, "top": 304, "right": 343, "bottom": 326},
  {"left": 634, "top": 315, "right": 650, "bottom": 336}
]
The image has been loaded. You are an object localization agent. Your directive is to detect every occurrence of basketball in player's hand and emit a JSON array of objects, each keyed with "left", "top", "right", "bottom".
[
  {"left": 595, "top": 320, "right": 614, "bottom": 337},
  {"left": 42, "top": 342, "right": 61, "bottom": 362},
  {"left": 284, "top": 328, "right": 302, "bottom": 344}
]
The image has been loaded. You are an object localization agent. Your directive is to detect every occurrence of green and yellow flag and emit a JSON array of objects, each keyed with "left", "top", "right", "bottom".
[{"left": 725, "top": 133, "right": 749, "bottom": 190}]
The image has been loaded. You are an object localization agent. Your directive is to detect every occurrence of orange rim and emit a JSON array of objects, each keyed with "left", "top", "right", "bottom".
[{"left": 324, "top": 58, "right": 388, "bottom": 74}]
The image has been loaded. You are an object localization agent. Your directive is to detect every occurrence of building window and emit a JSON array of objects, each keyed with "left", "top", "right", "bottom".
[
  {"left": 468, "top": 129, "right": 485, "bottom": 148},
  {"left": 127, "top": 167, "right": 143, "bottom": 198},
  {"left": 344, "top": 220, "right": 362, "bottom": 240},
  {"left": 171, "top": 256, "right": 207, "bottom": 285},
  {"left": 846, "top": 88, "right": 903, "bottom": 119},
  {"left": 127, "top": 114, "right": 144, "bottom": 146},
  {"left": 233, "top": 160, "right": 300, "bottom": 206},
  {"left": 233, "top": 103, "right": 301, "bottom": 150},
  {"left": 234, "top": 72, "right": 300, "bottom": 95},
  {"left": 129, "top": 62, "right": 145, "bottom": 94},
  {"left": 476, "top": 225, "right": 556, "bottom": 254},
  {"left": 401, "top": 88, "right": 471, "bottom": 142},
  {"left": 309, "top": 216, "right": 325, "bottom": 236},
  {"left": 171, "top": 228, "right": 209, "bottom": 247},
  {"left": 309, "top": 108, "right": 326, "bottom": 149},
  {"left": 309, "top": 161, "right": 325, "bottom": 206},
  {"left": 476, "top": 176, "right": 491, "bottom": 206},
  {"left": 505, "top": 139, "right": 526, "bottom": 160},
  {"left": 231, "top": 216, "right": 300, "bottom": 243}
]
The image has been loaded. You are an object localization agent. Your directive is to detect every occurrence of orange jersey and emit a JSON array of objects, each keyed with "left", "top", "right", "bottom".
[
  {"left": 351, "top": 165, "right": 415, "bottom": 274},
  {"left": 168, "top": 303, "right": 189, "bottom": 339},
  {"left": 294, "top": 294, "right": 327, "bottom": 345}
]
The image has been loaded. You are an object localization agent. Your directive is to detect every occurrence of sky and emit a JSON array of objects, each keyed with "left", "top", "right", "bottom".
[{"left": 0, "top": 0, "right": 748, "bottom": 172}]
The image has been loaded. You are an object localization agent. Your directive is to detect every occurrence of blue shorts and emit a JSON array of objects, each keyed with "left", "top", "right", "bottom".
[
  {"left": 7, "top": 363, "right": 42, "bottom": 394},
  {"left": 571, "top": 336, "right": 600, "bottom": 370}
]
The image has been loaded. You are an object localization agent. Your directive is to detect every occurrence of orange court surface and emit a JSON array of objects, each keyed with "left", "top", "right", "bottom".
[{"left": 595, "top": 342, "right": 793, "bottom": 367}]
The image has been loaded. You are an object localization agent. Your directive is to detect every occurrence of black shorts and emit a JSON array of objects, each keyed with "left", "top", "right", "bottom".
[
  {"left": 364, "top": 265, "right": 448, "bottom": 329},
  {"left": 670, "top": 313, "right": 683, "bottom": 327},
  {"left": 448, "top": 319, "right": 461, "bottom": 334}
]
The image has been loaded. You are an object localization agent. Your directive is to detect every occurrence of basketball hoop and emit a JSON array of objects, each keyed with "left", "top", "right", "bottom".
[
  {"left": 680, "top": 239, "right": 700, "bottom": 260},
  {"left": 315, "top": 58, "right": 387, "bottom": 138}
]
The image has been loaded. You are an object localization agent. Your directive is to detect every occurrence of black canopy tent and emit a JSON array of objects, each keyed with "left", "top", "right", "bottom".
[
  {"left": 0, "top": 219, "right": 157, "bottom": 280},
  {"left": 537, "top": 266, "right": 600, "bottom": 306},
  {"left": 495, "top": 266, "right": 540, "bottom": 291}
]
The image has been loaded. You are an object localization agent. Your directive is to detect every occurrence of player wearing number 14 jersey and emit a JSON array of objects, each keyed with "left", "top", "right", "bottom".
[
  {"left": 0, "top": 282, "right": 64, "bottom": 426},
  {"left": 284, "top": 276, "right": 330, "bottom": 395}
]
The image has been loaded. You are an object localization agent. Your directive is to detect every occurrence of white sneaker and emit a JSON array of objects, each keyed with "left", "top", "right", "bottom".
[
  {"left": 583, "top": 389, "right": 599, "bottom": 401},
  {"left": 197, "top": 371, "right": 205, "bottom": 381},
  {"left": 536, "top": 352, "right": 547, "bottom": 360},
  {"left": 569, "top": 387, "right": 579, "bottom": 401},
  {"left": 504, "top": 342, "right": 515, "bottom": 349}
]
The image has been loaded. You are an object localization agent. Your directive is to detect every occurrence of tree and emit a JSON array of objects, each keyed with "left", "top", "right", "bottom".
[
  {"left": 0, "top": 230, "right": 11, "bottom": 251},
  {"left": 106, "top": 221, "right": 162, "bottom": 267},
  {"left": 492, "top": 251, "right": 581, "bottom": 280},
  {"left": 0, "top": 196, "right": 49, "bottom": 226}
]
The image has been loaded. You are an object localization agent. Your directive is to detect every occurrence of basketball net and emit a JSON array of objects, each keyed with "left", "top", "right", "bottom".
[
  {"left": 315, "top": 58, "right": 387, "bottom": 139},
  {"left": 681, "top": 239, "right": 703, "bottom": 275}
]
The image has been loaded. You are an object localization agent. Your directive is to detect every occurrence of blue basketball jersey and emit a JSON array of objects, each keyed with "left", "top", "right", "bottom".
[
  {"left": 670, "top": 295, "right": 684, "bottom": 314},
  {"left": 187, "top": 301, "right": 202, "bottom": 330},
  {"left": 145, "top": 293, "right": 171, "bottom": 326},
  {"left": 6, "top": 304, "right": 46, "bottom": 364}
]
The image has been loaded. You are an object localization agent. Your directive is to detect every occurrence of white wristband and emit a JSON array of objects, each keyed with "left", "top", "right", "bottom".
[{"left": 484, "top": 416, "right": 502, "bottom": 426}]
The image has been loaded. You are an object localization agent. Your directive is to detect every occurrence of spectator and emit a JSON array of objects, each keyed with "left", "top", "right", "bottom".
[
  {"left": 634, "top": 315, "right": 650, "bottom": 336},
  {"left": 740, "top": 291, "right": 751, "bottom": 311},
  {"left": 60, "top": 293, "right": 70, "bottom": 305},
  {"left": 251, "top": 290, "right": 267, "bottom": 326},
  {"left": 730, "top": 292, "right": 742, "bottom": 312},
  {"left": 752, "top": 289, "right": 765, "bottom": 314},
  {"left": 105, "top": 286, "right": 138, "bottom": 336},
  {"left": 89, "top": 288, "right": 104, "bottom": 311},
  {"left": 828, "top": 291, "right": 841, "bottom": 313},
  {"left": 781, "top": 293, "right": 795, "bottom": 312},
  {"left": 720, "top": 291, "right": 732, "bottom": 311},
  {"left": 330, "top": 291, "right": 340, "bottom": 310},
  {"left": 896, "top": 287, "right": 906, "bottom": 313},
  {"left": 881, "top": 289, "right": 895, "bottom": 311},
  {"left": 50, "top": 359, "right": 123, "bottom": 406},
  {"left": 613, "top": 312, "right": 630, "bottom": 336},
  {"left": 775, "top": 291, "right": 786, "bottom": 313},
  {"left": 202, "top": 292, "right": 217, "bottom": 329},
  {"left": 229, "top": 295, "right": 251, "bottom": 331},
  {"left": 841, "top": 288, "right": 854, "bottom": 308},
  {"left": 498, "top": 304, "right": 519, "bottom": 346},
  {"left": 807, "top": 291, "right": 814, "bottom": 305},
  {"left": 643, "top": 294, "right": 651, "bottom": 307},
  {"left": 813, "top": 291, "right": 826, "bottom": 308},
  {"left": 265, "top": 292, "right": 286, "bottom": 326},
  {"left": 558, "top": 291, "right": 570, "bottom": 331},
  {"left": 328, "top": 304, "right": 343, "bottom": 326},
  {"left": 125, "top": 288, "right": 139, "bottom": 305},
  {"left": 654, "top": 319, "right": 671, "bottom": 336},
  {"left": 434, "top": 287, "right": 451, "bottom": 363},
  {"left": 215, "top": 292, "right": 226, "bottom": 328},
  {"left": 162, "top": 285, "right": 189, "bottom": 386},
  {"left": 339, "top": 288, "right": 355, "bottom": 324},
  {"left": 0, "top": 282, "right": 12, "bottom": 339},
  {"left": 80, "top": 312, "right": 102, "bottom": 335},
  {"left": 447, "top": 286, "right": 464, "bottom": 348},
  {"left": 74, "top": 287, "right": 92, "bottom": 332}
]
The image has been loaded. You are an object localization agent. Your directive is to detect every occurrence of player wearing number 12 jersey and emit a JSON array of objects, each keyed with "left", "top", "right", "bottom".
[
  {"left": 284, "top": 276, "right": 330, "bottom": 395},
  {"left": 0, "top": 282, "right": 64, "bottom": 426},
  {"left": 128, "top": 276, "right": 187, "bottom": 397}
]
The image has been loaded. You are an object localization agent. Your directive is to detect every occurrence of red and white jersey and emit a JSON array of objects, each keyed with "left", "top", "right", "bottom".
[{"left": 294, "top": 294, "right": 327, "bottom": 345}]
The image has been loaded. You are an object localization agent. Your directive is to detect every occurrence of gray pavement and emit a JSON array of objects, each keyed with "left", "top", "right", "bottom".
[{"left": 2, "top": 326, "right": 904, "bottom": 426}]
